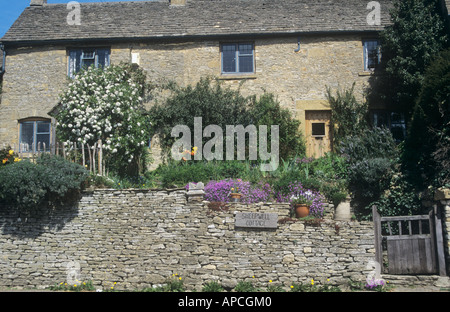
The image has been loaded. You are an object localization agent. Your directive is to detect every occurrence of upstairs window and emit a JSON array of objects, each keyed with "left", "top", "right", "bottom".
[
  {"left": 363, "top": 40, "right": 381, "bottom": 71},
  {"left": 68, "top": 48, "right": 110, "bottom": 78},
  {"left": 19, "top": 119, "right": 52, "bottom": 153},
  {"left": 221, "top": 43, "right": 254, "bottom": 74}
]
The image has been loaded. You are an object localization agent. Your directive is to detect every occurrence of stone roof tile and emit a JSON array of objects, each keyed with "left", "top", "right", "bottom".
[{"left": 1, "top": 0, "right": 393, "bottom": 44}]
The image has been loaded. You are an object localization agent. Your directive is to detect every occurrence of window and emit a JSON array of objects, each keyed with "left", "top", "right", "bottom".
[
  {"left": 19, "top": 120, "right": 51, "bottom": 152},
  {"left": 371, "top": 111, "right": 406, "bottom": 142},
  {"left": 68, "top": 48, "right": 110, "bottom": 78},
  {"left": 311, "top": 123, "right": 326, "bottom": 137},
  {"left": 363, "top": 40, "right": 381, "bottom": 71},
  {"left": 221, "top": 43, "right": 254, "bottom": 74}
]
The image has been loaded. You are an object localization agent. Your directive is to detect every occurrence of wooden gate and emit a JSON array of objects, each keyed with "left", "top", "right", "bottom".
[{"left": 373, "top": 205, "right": 447, "bottom": 276}]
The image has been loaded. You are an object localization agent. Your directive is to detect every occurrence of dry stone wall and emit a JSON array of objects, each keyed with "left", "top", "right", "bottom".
[{"left": 0, "top": 188, "right": 376, "bottom": 291}]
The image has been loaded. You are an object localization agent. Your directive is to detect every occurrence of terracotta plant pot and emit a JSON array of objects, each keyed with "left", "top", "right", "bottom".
[
  {"left": 294, "top": 204, "right": 310, "bottom": 218},
  {"left": 230, "top": 193, "right": 242, "bottom": 202}
]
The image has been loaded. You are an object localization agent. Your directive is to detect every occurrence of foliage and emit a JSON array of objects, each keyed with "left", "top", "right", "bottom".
[
  {"left": 365, "top": 278, "right": 392, "bottom": 292},
  {"left": 234, "top": 281, "right": 259, "bottom": 292},
  {"left": 0, "top": 154, "right": 88, "bottom": 215},
  {"left": 149, "top": 77, "right": 251, "bottom": 157},
  {"left": 371, "top": 171, "right": 423, "bottom": 217},
  {"left": 290, "top": 279, "right": 341, "bottom": 292},
  {"left": 142, "top": 274, "right": 185, "bottom": 292},
  {"left": 367, "top": 0, "right": 448, "bottom": 118},
  {"left": 338, "top": 127, "right": 399, "bottom": 216},
  {"left": 0, "top": 146, "right": 21, "bottom": 166},
  {"left": 201, "top": 281, "right": 224, "bottom": 292},
  {"left": 403, "top": 48, "right": 450, "bottom": 188},
  {"left": 49, "top": 280, "right": 95, "bottom": 292},
  {"left": 149, "top": 77, "right": 305, "bottom": 161},
  {"left": 274, "top": 181, "right": 326, "bottom": 218},
  {"left": 326, "top": 84, "right": 370, "bottom": 148},
  {"left": 55, "top": 62, "right": 152, "bottom": 177},
  {"left": 201, "top": 178, "right": 273, "bottom": 204},
  {"left": 248, "top": 92, "right": 305, "bottom": 160}
]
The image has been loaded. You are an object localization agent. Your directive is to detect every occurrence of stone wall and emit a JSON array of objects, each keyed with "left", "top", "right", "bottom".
[{"left": 0, "top": 188, "right": 376, "bottom": 291}]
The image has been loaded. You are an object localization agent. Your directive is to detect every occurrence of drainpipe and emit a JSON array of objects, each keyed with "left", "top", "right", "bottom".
[
  {"left": 294, "top": 37, "right": 301, "bottom": 53},
  {"left": 0, "top": 44, "right": 5, "bottom": 74}
]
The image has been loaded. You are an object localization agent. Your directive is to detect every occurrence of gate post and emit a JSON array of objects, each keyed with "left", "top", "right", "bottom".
[
  {"left": 434, "top": 204, "right": 447, "bottom": 276},
  {"left": 372, "top": 205, "right": 383, "bottom": 272}
]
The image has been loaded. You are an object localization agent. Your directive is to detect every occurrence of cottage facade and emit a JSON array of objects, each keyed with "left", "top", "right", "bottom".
[{"left": 0, "top": 0, "right": 394, "bottom": 158}]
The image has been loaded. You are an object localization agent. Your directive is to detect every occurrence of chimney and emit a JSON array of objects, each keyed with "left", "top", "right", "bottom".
[
  {"left": 30, "top": 0, "right": 47, "bottom": 6},
  {"left": 170, "top": 0, "right": 186, "bottom": 6}
]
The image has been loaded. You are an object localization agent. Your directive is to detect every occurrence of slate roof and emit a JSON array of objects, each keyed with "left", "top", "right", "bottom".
[{"left": 1, "top": 0, "right": 393, "bottom": 45}]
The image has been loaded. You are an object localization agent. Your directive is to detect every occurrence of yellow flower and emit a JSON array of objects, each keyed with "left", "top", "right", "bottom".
[
  {"left": 114, "top": 282, "right": 117, "bottom": 285},
  {"left": 269, "top": 280, "right": 272, "bottom": 283},
  {"left": 290, "top": 285, "right": 294, "bottom": 289},
  {"left": 74, "top": 284, "right": 77, "bottom": 287},
  {"left": 252, "top": 276, "right": 255, "bottom": 278},
  {"left": 8, "top": 150, "right": 14, "bottom": 155},
  {"left": 179, "top": 277, "right": 182, "bottom": 280},
  {"left": 310, "top": 279, "right": 314, "bottom": 285},
  {"left": 14, "top": 157, "right": 21, "bottom": 162},
  {"left": 2, "top": 159, "right": 7, "bottom": 164}
]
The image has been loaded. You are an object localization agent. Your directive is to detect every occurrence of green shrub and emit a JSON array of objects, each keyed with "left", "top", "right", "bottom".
[
  {"left": 248, "top": 92, "right": 305, "bottom": 160},
  {"left": 149, "top": 77, "right": 305, "bottom": 161},
  {"left": 0, "top": 154, "right": 88, "bottom": 215},
  {"left": 339, "top": 128, "right": 399, "bottom": 216},
  {"left": 202, "top": 281, "right": 224, "bottom": 292},
  {"left": 327, "top": 84, "right": 370, "bottom": 148},
  {"left": 234, "top": 281, "right": 259, "bottom": 292}
]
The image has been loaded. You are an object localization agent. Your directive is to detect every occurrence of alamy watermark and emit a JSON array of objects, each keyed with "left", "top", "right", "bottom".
[{"left": 171, "top": 117, "right": 279, "bottom": 172}]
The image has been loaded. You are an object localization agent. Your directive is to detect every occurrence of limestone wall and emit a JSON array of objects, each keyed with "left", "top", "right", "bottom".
[{"left": 0, "top": 188, "right": 376, "bottom": 291}]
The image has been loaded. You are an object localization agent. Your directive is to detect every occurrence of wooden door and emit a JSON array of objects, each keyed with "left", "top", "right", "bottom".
[{"left": 305, "top": 110, "right": 332, "bottom": 158}]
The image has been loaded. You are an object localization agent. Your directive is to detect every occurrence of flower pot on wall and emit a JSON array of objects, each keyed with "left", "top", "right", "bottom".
[
  {"left": 294, "top": 204, "right": 310, "bottom": 218},
  {"left": 230, "top": 193, "right": 242, "bottom": 202}
]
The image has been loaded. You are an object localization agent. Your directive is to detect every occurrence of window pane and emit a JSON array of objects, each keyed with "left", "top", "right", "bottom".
[
  {"left": 97, "top": 49, "right": 110, "bottom": 68},
  {"left": 36, "top": 134, "right": 50, "bottom": 150},
  {"left": 222, "top": 44, "right": 236, "bottom": 73},
  {"left": 238, "top": 55, "right": 253, "bottom": 73},
  {"left": 364, "top": 40, "right": 380, "bottom": 71},
  {"left": 238, "top": 44, "right": 253, "bottom": 55},
  {"left": 37, "top": 122, "right": 50, "bottom": 133},
  {"left": 20, "top": 122, "right": 34, "bottom": 151},
  {"left": 81, "top": 58, "right": 95, "bottom": 69},
  {"left": 312, "top": 123, "right": 326, "bottom": 136}
]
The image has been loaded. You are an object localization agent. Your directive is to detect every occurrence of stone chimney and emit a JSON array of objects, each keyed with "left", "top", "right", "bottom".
[
  {"left": 30, "top": 0, "right": 47, "bottom": 6},
  {"left": 170, "top": 0, "right": 186, "bottom": 6}
]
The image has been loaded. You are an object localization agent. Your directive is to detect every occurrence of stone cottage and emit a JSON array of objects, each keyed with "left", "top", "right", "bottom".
[{"left": 0, "top": 0, "right": 395, "bottom": 158}]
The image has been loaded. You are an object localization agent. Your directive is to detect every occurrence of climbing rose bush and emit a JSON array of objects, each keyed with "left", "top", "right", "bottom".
[{"left": 56, "top": 63, "right": 151, "bottom": 174}]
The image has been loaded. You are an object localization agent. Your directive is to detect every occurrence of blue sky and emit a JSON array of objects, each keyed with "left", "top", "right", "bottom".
[{"left": 0, "top": 0, "right": 151, "bottom": 38}]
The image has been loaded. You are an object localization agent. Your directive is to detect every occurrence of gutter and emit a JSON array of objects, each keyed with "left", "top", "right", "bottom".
[{"left": 0, "top": 29, "right": 383, "bottom": 48}]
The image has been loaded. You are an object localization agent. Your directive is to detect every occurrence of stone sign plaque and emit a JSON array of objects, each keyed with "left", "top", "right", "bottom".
[{"left": 235, "top": 212, "right": 278, "bottom": 229}]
